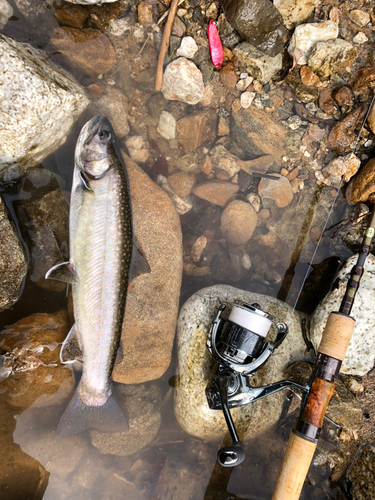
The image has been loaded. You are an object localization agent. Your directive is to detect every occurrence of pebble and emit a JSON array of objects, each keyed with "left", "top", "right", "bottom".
[
  {"left": 178, "top": 153, "right": 199, "bottom": 174},
  {"left": 172, "top": 17, "right": 187, "bottom": 37},
  {"left": 168, "top": 171, "right": 195, "bottom": 198},
  {"left": 258, "top": 174, "right": 294, "bottom": 208},
  {"left": 176, "top": 36, "right": 198, "bottom": 59},
  {"left": 322, "top": 153, "right": 360, "bottom": 184},
  {"left": 125, "top": 135, "right": 150, "bottom": 164},
  {"left": 274, "top": 0, "right": 318, "bottom": 30},
  {"left": 318, "top": 88, "right": 335, "bottom": 115},
  {"left": 236, "top": 75, "right": 253, "bottom": 91},
  {"left": 353, "top": 32, "right": 368, "bottom": 44},
  {"left": 246, "top": 192, "right": 261, "bottom": 212},
  {"left": 219, "top": 62, "right": 238, "bottom": 90},
  {"left": 209, "top": 145, "right": 241, "bottom": 177},
  {"left": 288, "top": 20, "right": 339, "bottom": 66},
  {"left": 54, "top": 3, "right": 88, "bottom": 29},
  {"left": 300, "top": 65, "right": 320, "bottom": 87},
  {"left": 137, "top": 2, "right": 153, "bottom": 25},
  {"left": 50, "top": 28, "right": 116, "bottom": 77},
  {"left": 162, "top": 57, "right": 204, "bottom": 105},
  {"left": 310, "top": 254, "right": 375, "bottom": 375},
  {"left": 157, "top": 175, "right": 193, "bottom": 215},
  {"left": 157, "top": 111, "right": 176, "bottom": 140},
  {"left": 233, "top": 42, "right": 283, "bottom": 84},
  {"left": 332, "top": 85, "right": 353, "bottom": 107},
  {"left": 220, "top": 200, "right": 258, "bottom": 244},
  {"left": 352, "top": 67, "right": 375, "bottom": 102},
  {"left": 240, "top": 91, "right": 256, "bottom": 108},
  {"left": 286, "top": 115, "right": 302, "bottom": 130},
  {"left": 192, "top": 180, "right": 238, "bottom": 206},
  {"left": 308, "top": 39, "right": 357, "bottom": 79},
  {"left": 0, "top": 0, "right": 13, "bottom": 28},
  {"left": 349, "top": 9, "right": 370, "bottom": 27},
  {"left": 241, "top": 253, "right": 251, "bottom": 270},
  {"left": 346, "top": 158, "right": 375, "bottom": 205},
  {"left": 177, "top": 108, "right": 217, "bottom": 153},
  {"left": 217, "top": 116, "right": 230, "bottom": 136},
  {"left": 199, "top": 155, "right": 213, "bottom": 175},
  {"left": 191, "top": 236, "right": 207, "bottom": 262}
]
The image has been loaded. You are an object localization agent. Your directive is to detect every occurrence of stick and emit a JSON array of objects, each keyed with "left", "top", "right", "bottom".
[{"left": 155, "top": 0, "right": 179, "bottom": 91}]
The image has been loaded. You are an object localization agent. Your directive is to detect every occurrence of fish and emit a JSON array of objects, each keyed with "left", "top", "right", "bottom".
[
  {"left": 208, "top": 20, "right": 224, "bottom": 68},
  {"left": 46, "top": 115, "right": 150, "bottom": 438}
]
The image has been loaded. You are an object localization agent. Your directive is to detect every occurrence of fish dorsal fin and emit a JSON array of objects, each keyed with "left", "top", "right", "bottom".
[
  {"left": 60, "top": 324, "right": 83, "bottom": 364},
  {"left": 129, "top": 243, "right": 151, "bottom": 283},
  {"left": 45, "top": 262, "right": 75, "bottom": 284}
]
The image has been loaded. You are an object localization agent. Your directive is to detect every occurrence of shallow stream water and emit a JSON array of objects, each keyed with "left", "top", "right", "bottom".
[{"left": 0, "top": 1, "right": 368, "bottom": 499}]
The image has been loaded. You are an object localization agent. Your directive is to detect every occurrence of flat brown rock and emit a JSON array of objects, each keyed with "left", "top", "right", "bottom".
[
  {"left": 177, "top": 108, "right": 217, "bottom": 153},
  {"left": 112, "top": 153, "right": 183, "bottom": 384},
  {"left": 192, "top": 180, "right": 239, "bottom": 206}
]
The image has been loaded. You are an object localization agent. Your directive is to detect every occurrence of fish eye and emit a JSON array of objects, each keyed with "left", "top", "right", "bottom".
[{"left": 99, "top": 130, "right": 111, "bottom": 142}]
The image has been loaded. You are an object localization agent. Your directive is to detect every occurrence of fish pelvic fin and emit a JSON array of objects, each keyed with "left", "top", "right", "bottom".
[
  {"left": 60, "top": 324, "right": 83, "bottom": 364},
  {"left": 129, "top": 243, "right": 151, "bottom": 283},
  {"left": 45, "top": 261, "right": 75, "bottom": 284},
  {"left": 57, "top": 385, "right": 129, "bottom": 439}
]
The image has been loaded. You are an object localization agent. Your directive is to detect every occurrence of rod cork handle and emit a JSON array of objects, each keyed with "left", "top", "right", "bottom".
[
  {"left": 318, "top": 312, "right": 355, "bottom": 361},
  {"left": 272, "top": 433, "right": 317, "bottom": 500}
]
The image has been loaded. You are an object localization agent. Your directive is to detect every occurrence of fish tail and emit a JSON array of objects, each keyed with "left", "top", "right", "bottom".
[{"left": 57, "top": 385, "right": 129, "bottom": 438}]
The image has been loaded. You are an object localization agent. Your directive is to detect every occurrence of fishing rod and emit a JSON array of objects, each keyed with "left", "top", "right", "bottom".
[{"left": 272, "top": 202, "right": 375, "bottom": 500}]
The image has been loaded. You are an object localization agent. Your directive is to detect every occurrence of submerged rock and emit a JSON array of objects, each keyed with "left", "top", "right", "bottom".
[
  {"left": 222, "top": 0, "right": 286, "bottom": 57},
  {"left": 274, "top": 0, "right": 319, "bottom": 30},
  {"left": 0, "top": 0, "right": 13, "bottom": 28},
  {"left": 322, "top": 153, "right": 360, "bottom": 185},
  {"left": 112, "top": 154, "right": 182, "bottom": 384},
  {"left": 347, "top": 445, "right": 375, "bottom": 500},
  {"left": 220, "top": 200, "right": 258, "bottom": 244},
  {"left": 92, "top": 87, "right": 129, "bottom": 139},
  {"left": 0, "top": 196, "right": 27, "bottom": 312},
  {"left": 177, "top": 108, "right": 217, "bottom": 152},
  {"left": 258, "top": 174, "right": 294, "bottom": 208},
  {"left": 157, "top": 175, "right": 193, "bottom": 215},
  {"left": 192, "top": 180, "right": 239, "bottom": 206},
  {"left": 234, "top": 42, "right": 282, "bottom": 84},
  {"left": 346, "top": 158, "right": 375, "bottom": 205},
  {"left": 90, "top": 382, "right": 162, "bottom": 456},
  {"left": 0, "top": 34, "right": 88, "bottom": 172},
  {"left": 310, "top": 254, "right": 375, "bottom": 376},
  {"left": 162, "top": 57, "right": 204, "bottom": 105},
  {"left": 174, "top": 285, "right": 311, "bottom": 441},
  {"left": 308, "top": 39, "right": 357, "bottom": 79}
]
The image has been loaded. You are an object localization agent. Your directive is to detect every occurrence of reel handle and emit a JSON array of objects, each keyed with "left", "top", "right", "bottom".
[{"left": 217, "top": 442, "right": 245, "bottom": 467}]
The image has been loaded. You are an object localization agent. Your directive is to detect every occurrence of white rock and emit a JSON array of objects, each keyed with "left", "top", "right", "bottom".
[
  {"left": 0, "top": 35, "right": 88, "bottom": 173},
  {"left": 353, "top": 32, "right": 368, "bottom": 44},
  {"left": 176, "top": 36, "right": 198, "bottom": 59},
  {"left": 157, "top": 111, "right": 176, "bottom": 140},
  {"left": 286, "top": 115, "right": 302, "bottom": 130},
  {"left": 233, "top": 42, "right": 283, "bottom": 85},
  {"left": 125, "top": 136, "right": 150, "bottom": 164},
  {"left": 240, "top": 91, "right": 256, "bottom": 108},
  {"left": 241, "top": 253, "right": 252, "bottom": 270},
  {"left": 191, "top": 236, "right": 207, "bottom": 262},
  {"left": 349, "top": 9, "right": 370, "bottom": 27},
  {"left": 310, "top": 254, "right": 375, "bottom": 376},
  {"left": 322, "top": 153, "right": 360, "bottom": 183},
  {"left": 162, "top": 57, "right": 204, "bottom": 105},
  {"left": 274, "top": 0, "right": 319, "bottom": 30},
  {"left": 0, "top": 0, "right": 13, "bottom": 28},
  {"left": 157, "top": 175, "right": 193, "bottom": 215},
  {"left": 288, "top": 20, "right": 339, "bottom": 65},
  {"left": 174, "top": 285, "right": 312, "bottom": 440},
  {"left": 236, "top": 76, "right": 253, "bottom": 91}
]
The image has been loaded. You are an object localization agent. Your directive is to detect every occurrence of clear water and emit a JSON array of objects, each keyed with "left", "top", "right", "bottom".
[{"left": 0, "top": 2, "right": 357, "bottom": 499}]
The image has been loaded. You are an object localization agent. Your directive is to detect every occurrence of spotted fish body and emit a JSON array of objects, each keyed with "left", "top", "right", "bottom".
[
  {"left": 208, "top": 20, "right": 224, "bottom": 68},
  {"left": 46, "top": 116, "right": 150, "bottom": 437}
]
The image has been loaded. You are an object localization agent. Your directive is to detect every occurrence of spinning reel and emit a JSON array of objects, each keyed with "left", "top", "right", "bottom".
[{"left": 206, "top": 301, "right": 309, "bottom": 468}]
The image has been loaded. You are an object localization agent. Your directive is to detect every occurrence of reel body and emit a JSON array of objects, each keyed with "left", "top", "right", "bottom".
[{"left": 206, "top": 301, "right": 308, "bottom": 467}]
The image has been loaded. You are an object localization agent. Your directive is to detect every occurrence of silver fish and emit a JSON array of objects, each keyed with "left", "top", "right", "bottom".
[{"left": 46, "top": 116, "right": 150, "bottom": 437}]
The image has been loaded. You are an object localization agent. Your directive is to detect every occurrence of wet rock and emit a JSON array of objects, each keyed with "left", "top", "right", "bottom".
[
  {"left": 174, "top": 285, "right": 311, "bottom": 440},
  {"left": 54, "top": 3, "right": 89, "bottom": 28},
  {"left": 322, "top": 153, "right": 360, "bottom": 184},
  {"left": 217, "top": 116, "right": 230, "bottom": 136},
  {"left": 332, "top": 86, "right": 353, "bottom": 107},
  {"left": 285, "top": 70, "right": 320, "bottom": 103},
  {"left": 258, "top": 174, "right": 293, "bottom": 208},
  {"left": 113, "top": 154, "right": 182, "bottom": 384},
  {"left": 125, "top": 136, "right": 150, "bottom": 164},
  {"left": 219, "top": 62, "right": 238, "bottom": 90},
  {"left": 329, "top": 204, "right": 371, "bottom": 258},
  {"left": 308, "top": 39, "right": 357, "bottom": 80},
  {"left": 17, "top": 189, "right": 69, "bottom": 292},
  {"left": 368, "top": 106, "right": 375, "bottom": 136},
  {"left": 286, "top": 115, "right": 302, "bottom": 130},
  {"left": 0, "top": 197, "right": 27, "bottom": 312},
  {"left": 192, "top": 180, "right": 238, "bottom": 206},
  {"left": 177, "top": 108, "right": 217, "bottom": 152},
  {"left": 318, "top": 89, "right": 335, "bottom": 115},
  {"left": 178, "top": 153, "right": 199, "bottom": 174},
  {"left": 90, "top": 382, "right": 162, "bottom": 455},
  {"left": 209, "top": 145, "right": 241, "bottom": 177},
  {"left": 177, "top": 36, "right": 198, "bottom": 58},
  {"left": 347, "top": 445, "right": 375, "bottom": 500},
  {"left": 172, "top": 17, "right": 187, "bottom": 37},
  {"left": 349, "top": 9, "right": 370, "bottom": 27},
  {"left": 302, "top": 123, "right": 326, "bottom": 147},
  {"left": 50, "top": 27, "right": 115, "bottom": 77},
  {"left": 191, "top": 236, "right": 207, "bottom": 262},
  {"left": 157, "top": 111, "right": 176, "bottom": 141},
  {"left": 162, "top": 57, "right": 204, "bottom": 105},
  {"left": 157, "top": 175, "right": 193, "bottom": 215},
  {"left": 0, "top": 0, "right": 13, "bottom": 28},
  {"left": 222, "top": 0, "right": 286, "bottom": 57},
  {"left": 240, "top": 91, "right": 256, "bottom": 108},
  {"left": 310, "top": 254, "right": 375, "bottom": 376},
  {"left": 137, "top": 2, "right": 153, "bottom": 25},
  {"left": 168, "top": 171, "right": 195, "bottom": 198},
  {"left": 0, "top": 34, "right": 88, "bottom": 172},
  {"left": 353, "top": 32, "right": 368, "bottom": 45},
  {"left": 351, "top": 68, "right": 375, "bottom": 102},
  {"left": 231, "top": 107, "right": 286, "bottom": 165},
  {"left": 288, "top": 20, "right": 339, "bottom": 66},
  {"left": 92, "top": 87, "right": 129, "bottom": 138},
  {"left": 199, "top": 155, "right": 213, "bottom": 175},
  {"left": 274, "top": 0, "right": 318, "bottom": 30},
  {"left": 220, "top": 200, "right": 257, "bottom": 244},
  {"left": 346, "top": 158, "right": 375, "bottom": 205},
  {"left": 300, "top": 65, "right": 320, "bottom": 87},
  {"left": 233, "top": 42, "right": 283, "bottom": 85},
  {"left": 328, "top": 104, "right": 367, "bottom": 155},
  {"left": 326, "top": 378, "right": 362, "bottom": 429},
  {"left": 0, "top": 310, "right": 73, "bottom": 408}
]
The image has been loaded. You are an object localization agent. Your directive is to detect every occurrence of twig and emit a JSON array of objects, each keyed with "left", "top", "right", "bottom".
[{"left": 155, "top": 0, "right": 180, "bottom": 91}]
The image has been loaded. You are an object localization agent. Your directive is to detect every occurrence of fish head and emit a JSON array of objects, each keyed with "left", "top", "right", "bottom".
[{"left": 75, "top": 116, "right": 117, "bottom": 179}]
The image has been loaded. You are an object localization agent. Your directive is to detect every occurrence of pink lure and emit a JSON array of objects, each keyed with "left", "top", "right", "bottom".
[{"left": 208, "top": 20, "right": 224, "bottom": 68}]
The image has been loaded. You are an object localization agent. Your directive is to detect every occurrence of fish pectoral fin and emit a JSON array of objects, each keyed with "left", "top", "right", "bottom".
[
  {"left": 129, "top": 243, "right": 151, "bottom": 283},
  {"left": 60, "top": 324, "right": 83, "bottom": 364},
  {"left": 45, "top": 261, "right": 76, "bottom": 284}
]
